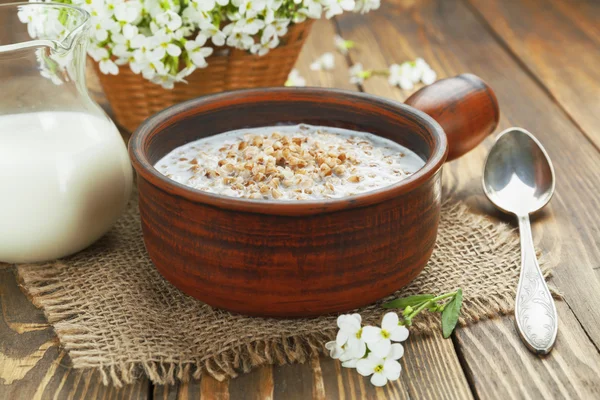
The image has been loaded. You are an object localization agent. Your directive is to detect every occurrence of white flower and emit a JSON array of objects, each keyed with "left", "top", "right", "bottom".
[
  {"left": 114, "top": 2, "right": 142, "bottom": 25},
  {"left": 184, "top": 34, "right": 214, "bottom": 67},
  {"left": 90, "top": 15, "right": 118, "bottom": 42},
  {"left": 362, "top": 312, "right": 409, "bottom": 358},
  {"left": 224, "top": 23, "right": 254, "bottom": 49},
  {"left": 388, "top": 59, "right": 437, "bottom": 89},
  {"left": 238, "top": 0, "right": 267, "bottom": 18},
  {"left": 250, "top": 35, "right": 279, "bottom": 56},
  {"left": 349, "top": 63, "right": 369, "bottom": 84},
  {"left": 388, "top": 63, "right": 414, "bottom": 90},
  {"left": 356, "top": 343, "right": 404, "bottom": 386},
  {"left": 421, "top": 67, "right": 437, "bottom": 85},
  {"left": 22, "top": 0, "right": 379, "bottom": 88},
  {"left": 323, "top": 0, "right": 356, "bottom": 19},
  {"left": 156, "top": 10, "right": 183, "bottom": 31},
  {"left": 335, "top": 313, "right": 366, "bottom": 359},
  {"left": 150, "top": 30, "right": 182, "bottom": 58},
  {"left": 325, "top": 341, "right": 361, "bottom": 368},
  {"left": 310, "top": 52, "right": 335, "bottom": 71},
  {"left": 354, "top": 0, "right": 380, "bottom": 14},
  {"left": 334, "top": 34, "right": 353, "bottom": 55},
  {"left": 285, "top": 68, "right": 306, "bottom": 86},
  {"left": 100, "top": 59, "right": 119, "bottom": 75},
  {"left": 199, "top": 20, "right": 226, "bottom": 46}
]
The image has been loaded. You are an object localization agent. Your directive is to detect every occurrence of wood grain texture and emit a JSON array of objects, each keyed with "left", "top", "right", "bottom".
[
  {"left": 456, "top": 302, "right": 600, "bottom": 399},
  {"left": 3, "top": 0, "right": 600, "bottom": 398},
  {"left": 466, "top": 0, "right": 600, "bottom": 148},
  {"left": 334, "top": 0, "right": 600, "bottom": 397},
  {"left": 0, "top": 268, "right": 150, "bottom": 400}
]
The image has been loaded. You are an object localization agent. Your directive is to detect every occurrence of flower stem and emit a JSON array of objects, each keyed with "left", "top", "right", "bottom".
[
  {"left": 370, "top": 69, "right": 390, "bottom": 77},
  {"left": 402, "top": 290, "right": 459, "bottom": 324}
]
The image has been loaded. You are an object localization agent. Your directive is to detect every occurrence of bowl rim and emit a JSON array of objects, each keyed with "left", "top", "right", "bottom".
[{"left": 129, "top": 87, "right": 448, "bottom": 216}]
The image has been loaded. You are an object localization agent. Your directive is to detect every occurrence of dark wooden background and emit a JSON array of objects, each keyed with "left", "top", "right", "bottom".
[{"left": 1, "top": 0, "right": 600, "bottom": 398}]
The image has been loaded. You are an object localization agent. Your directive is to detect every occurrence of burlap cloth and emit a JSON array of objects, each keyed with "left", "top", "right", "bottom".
[{"left": 16, "top": 190, "right": 552, "bottom": 387}]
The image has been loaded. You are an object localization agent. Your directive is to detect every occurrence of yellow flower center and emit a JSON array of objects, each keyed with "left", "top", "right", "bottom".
[
  {"left": 381, "top": 330, "right": 390, "bottom": 339},
  {"left": 374, "top": 365, "right": 383, "bottom": 373},
  {"left": 355, "top": 328, "right": 362, "bottom": 339}
]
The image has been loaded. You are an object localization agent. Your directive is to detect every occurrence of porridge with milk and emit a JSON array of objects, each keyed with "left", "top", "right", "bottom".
[{"left": 155, "top": 124, "right": 425, "bottom": 201}]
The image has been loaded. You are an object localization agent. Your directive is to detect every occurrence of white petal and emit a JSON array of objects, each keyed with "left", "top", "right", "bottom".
[
  {"left": 337, "top": 314, "right": 349, "bottom": 329},
  {"left": 388, "top": 343, "right": 404, "bottom": 360},
  {"left": 95, "top": 29, "right": 108, "bottom": 42},
  {"left": 370, "top": 372, "right": 388, "bottom": 387},
  {"left": 341, "top": 358, "right": 358, "bottom": 368},
  {"left": 310, "top": 61, "right": 321, "bottom": 71},
  {"left": 123, "top": 24, "right": 137, "bottom": 39},
  {"left": 347, "top": 337, "right": 366, "bottom": 358},
  {"left": 336, "top": 330, "right": 349, "bottom": 347},
  {"left": 167, "top": 43, "right": 181, "bottom": 57},
  {"left": 382, "top": 312, "right": 399, "bottom": 332},
  {"left": 368, "top": 339, "right": 391, "bottom": 358},
  {"left": 185, "top": 41, "right": 199, "bottom": 51},
  {"left": 361, "top": 326, "right": 382, "bottom": 343},
  {"left": 325, "top": 341, "right": 337, "bottom": 351},
  {"left": 421, "top": 68, "right": 437, "bottom": 85},
  {"left": 351, "top": 313, "right": 362, "bottom": 324},
  {"left": 383, "top": 359, "right": 401, "bottom": 381},
  {"left": 191, "top": 53, "right": 208, "bottom": 67},
  {"left": 356, "top": 359, "right": 376, "bottom": 376},
  {"left": 200, "top": 48, "right": 214, "bottom": 57},
  {"left": 339, "top": 317, "right": 361, "bottom": 333},
  {"left": 399, "top": 76, "right": 414, "bottom": 90},
  {"left": 390, "top": 325, "right": 409, "bottom": 342},
  {"left": 212, "top": 33, "right": 225, "bottom": 46}
]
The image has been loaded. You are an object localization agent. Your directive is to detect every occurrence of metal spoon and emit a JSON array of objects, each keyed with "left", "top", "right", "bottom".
[{"left": 482, "top": 127, "right": 558, "bottom": 354}]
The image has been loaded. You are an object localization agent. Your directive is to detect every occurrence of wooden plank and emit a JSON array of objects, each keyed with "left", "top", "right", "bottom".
[
  {"left": 466, "top": 0, "right": 600, "bottom": 148},
  {"left": 0, "top": 268, "right": 150, "bottom": 399},
  {"left": 456, "top": 302, "right": 600, "bottom": 399},
  {"left": 334, "top": 0, "right": 600, "bottom": 397}
]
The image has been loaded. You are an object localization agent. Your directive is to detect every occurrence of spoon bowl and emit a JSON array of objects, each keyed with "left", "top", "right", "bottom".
[
  {"left": 482, "top": 127, "right": 558, "bottom": 355},
  {"left": 483, "top": 128, "right": 555, "bottom": 216}
]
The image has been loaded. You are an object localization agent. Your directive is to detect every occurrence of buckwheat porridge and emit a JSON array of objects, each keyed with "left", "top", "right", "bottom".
[{"left": 155, "top": 124, "right": 425, "bottom": 200}]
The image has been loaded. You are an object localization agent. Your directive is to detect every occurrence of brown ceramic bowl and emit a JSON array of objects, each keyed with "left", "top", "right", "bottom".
[{"left": 130, "top": 74, "right": 499, "bottom": 317}]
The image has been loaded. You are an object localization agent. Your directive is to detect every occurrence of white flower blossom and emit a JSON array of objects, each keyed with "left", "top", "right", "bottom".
[
  {"left": 388, "top": 63, "right": 414, "bottom": 90},
  {"left": 184, "top": 34, "right": 214, "bottom": 67},
  {"left": 21, "top": 0, "right": 380, "bottom": 88},
  {"left": 323, "top": 0, "right": 356, "bottom": 18},
  {"left": 327, "top": 312, "right": 408, "bottom": 387},
  {"left": 362, "top": 312, "right": 409, "bottom": 358},
  {"left": 354, "top": 0, "right": 379, "bottom": 14},
  {"left": 356, "top": 343, "right": 404, "bottom": 386},
  {"left": 335, "top": 313, "right": 366, "bottom": 358},
  {"left": 388, "top": 58, "right": 437, "bottom": 90},
  {"left": 310, "top": 52, "right": 335, "bottom": 71},
  {"left": 349, "top": 62, "right": 368, "bottom": 84},
  {"left": 285, "top": 68, "right": 306, "bottom": 86},
  {"left": 334, "top": 34, "right": 353, "bottom": 55}
]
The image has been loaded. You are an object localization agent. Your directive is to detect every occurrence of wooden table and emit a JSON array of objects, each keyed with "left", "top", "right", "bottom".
[{"left": 2, "top": 0, "right": 600, "bottom": 398}]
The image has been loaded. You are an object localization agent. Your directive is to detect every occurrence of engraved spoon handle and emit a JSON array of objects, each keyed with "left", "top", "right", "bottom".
[{"left": 515, "top": 214, "right": 558, "bottom": 354}]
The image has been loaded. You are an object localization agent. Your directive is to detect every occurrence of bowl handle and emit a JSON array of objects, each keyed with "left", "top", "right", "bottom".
[{"left": 404, "top": 74, "right": 500, "bottom": 162}]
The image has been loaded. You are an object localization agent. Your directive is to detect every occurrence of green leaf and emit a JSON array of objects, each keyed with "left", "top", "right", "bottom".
[
  {"left": 441, "top": 289, "right": 463, "bottom": 338},
  {"left": 382, "top": 294, "right": 435, "bottom": 309}
]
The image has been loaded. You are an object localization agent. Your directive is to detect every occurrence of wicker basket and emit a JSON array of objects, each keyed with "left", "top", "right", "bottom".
[{"left": 94, "top": 21, "right": 313, "bottom": 132}]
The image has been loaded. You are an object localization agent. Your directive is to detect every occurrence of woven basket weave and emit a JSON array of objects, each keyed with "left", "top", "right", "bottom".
[{"left": 94, "top": 21, "right": 313, "bottom": 132}]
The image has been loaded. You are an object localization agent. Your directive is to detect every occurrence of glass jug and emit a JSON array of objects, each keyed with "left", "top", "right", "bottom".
[{"left": 0, "top": 3, "right": 133, "bottom": 263}]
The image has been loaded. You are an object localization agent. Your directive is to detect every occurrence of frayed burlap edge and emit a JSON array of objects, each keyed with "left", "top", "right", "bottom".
[{"left": 16, "top": 264, "right": 556, "bottom": 387}]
